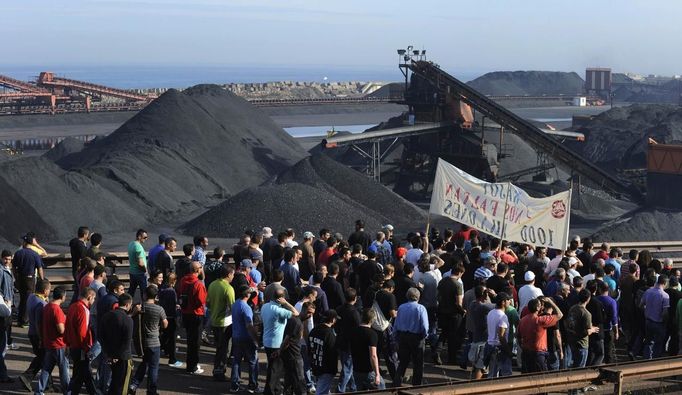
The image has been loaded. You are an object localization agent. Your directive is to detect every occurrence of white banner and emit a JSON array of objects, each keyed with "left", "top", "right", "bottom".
[{"left": 429, "top": 158, "right": 572, "bottom": 249}]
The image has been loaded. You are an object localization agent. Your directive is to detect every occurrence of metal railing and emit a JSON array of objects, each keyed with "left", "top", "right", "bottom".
[{"left": 41, "top": 251, "right": 234, "bottom": 285}]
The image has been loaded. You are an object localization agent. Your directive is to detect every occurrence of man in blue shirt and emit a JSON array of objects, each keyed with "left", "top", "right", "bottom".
[
  {"left": 13, "top": 235, "right": 44, "bottom": 327},
  {"left": 393, "top": 287, "right": 428, "bottom": 386},
  {"left": 231, "top": 285, "right": 260, "bottom": 393},
  {"left": 640, "top": 275, "right": 670, "bottom": 359},
  {"left": 192, "top": 236, "right": 209, "bottom": 265},
  {"left": 280, "top": 249, "right": 304, "bottom": 300},
  {"left": 261, "top": 289, "right": 299, "bottom": 395},
  {"left": 147, "top": 234, "right": 168, "bottom": 275}
]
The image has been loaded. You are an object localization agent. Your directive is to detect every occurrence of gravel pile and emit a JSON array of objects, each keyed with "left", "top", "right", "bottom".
[
  {"left": 467, "top": 71, "right": 584, "bottom": 96},
  {"left": 0, "top": 85, "right": 307, "bottom": 242},
  {"left": 181, "top": 153, "right": 426, "bottom": 237}
]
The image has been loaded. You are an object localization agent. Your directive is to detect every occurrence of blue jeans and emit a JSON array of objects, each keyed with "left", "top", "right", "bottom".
[
  {"left": 232, "top": 340, "right": 259, "bottom": 388},
  {"left": 353, "top": 371, "right": 385, "bottom": 391},
  {"left": 301, "top": 343, "right": 314, "bottom": 390},
  {"left": 486, "top": 344, "right": 512, "bottom": 378},
  {"left": 0, "top": 320, "right": 9, "bottom": 380},
  {"left": 336, "top": 350, "right": 355, "bottom": 393},
  {"left": 562, "top": 343, "right": 573, "bottom": 369},
  {"left": 315, "top": 373, "right": 334, "bottom": 395},
  {"left": 570, "top": 345, "right": 588, "bottom": 368},
  {"left": 547, "top": 350, "right": 560, "bottom": 371},
  {"left": 133, "top": 346, "right": 161, "bottom": 394},
  {"left": 96, "top": 351, "right": 112, "bottom": 393},
  {"left": 128, "top": 272, "right": 148, "bottom": 301},
  {"left": 644, "top": 320, "right": 666, "bottom": 359},
  {"left": 36, "top": 348, "right": 70, "bottom": 395}
]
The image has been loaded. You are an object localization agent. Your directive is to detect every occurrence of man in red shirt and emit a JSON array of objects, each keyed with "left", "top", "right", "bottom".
[
  {"left": 317, "top": 238, "right": 337, "bottom": 268},
  {"left": 517, "top": 297, "right": 563, "bottom": 373},
  {"left": 35, "top": 286, "right": 70, "bottom": 394},
  {"left": 66, "top": 287, "right": 97, "bottom": 394},
  {"left": 178, "top": 261, "right": 207, "bottom": 375}
]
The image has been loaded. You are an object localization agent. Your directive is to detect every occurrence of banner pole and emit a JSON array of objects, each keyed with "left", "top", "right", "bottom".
[
  {"left": 424, "top": 211, "right": 432, "bottom": 253},
  {"left": 565, "top": 180, "right": 574, "bottom": 249},
  {"left": 498, "top": 182, "right": 511, "bottom": 249}
]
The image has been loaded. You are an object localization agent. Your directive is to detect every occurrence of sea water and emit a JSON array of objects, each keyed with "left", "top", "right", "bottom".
[{"left": 0, "top": 65, "right": 483, "bottom": 89}]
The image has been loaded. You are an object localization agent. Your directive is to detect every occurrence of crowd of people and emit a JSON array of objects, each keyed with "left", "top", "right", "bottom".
[{"left": 0, "top": 221, "right": 681, "bottom": 394}]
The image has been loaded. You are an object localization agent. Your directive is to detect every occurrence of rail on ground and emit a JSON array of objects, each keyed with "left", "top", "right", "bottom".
[{"left": 360, "top": 356, "right": 682, "bottom": 395}]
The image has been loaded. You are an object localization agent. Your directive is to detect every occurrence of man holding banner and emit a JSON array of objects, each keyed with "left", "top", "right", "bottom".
[{"left": 429, "top": 158, "right": 572, "bottom": 251}]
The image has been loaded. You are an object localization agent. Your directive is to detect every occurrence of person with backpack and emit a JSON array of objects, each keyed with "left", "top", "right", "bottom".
[{"left": 178, "top": 262, "right": 208, "bottom": 375}]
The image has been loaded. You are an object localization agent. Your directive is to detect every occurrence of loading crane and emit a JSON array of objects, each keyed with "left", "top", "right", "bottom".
[{"left": 405, "top": 60, "right": 643, "bottom": 203}]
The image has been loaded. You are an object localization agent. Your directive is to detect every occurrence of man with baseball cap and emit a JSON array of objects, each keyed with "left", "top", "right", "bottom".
[
  {"left": 519, "top": 271, "right": 544, "bottom": 311},
  {"left": 474, "top": 257, "right": 496, "bottom": 283}
]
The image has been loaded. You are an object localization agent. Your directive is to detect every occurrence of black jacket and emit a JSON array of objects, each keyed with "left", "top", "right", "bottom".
[
  {"left": 100, "top": 308, "right": 133, "bottom": 360},
  {"left": 321, "top": 276, "right": 345, "bottom": 310}
]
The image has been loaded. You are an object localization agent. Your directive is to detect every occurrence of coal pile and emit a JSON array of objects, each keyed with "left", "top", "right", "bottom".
[
  {"left": 43, "top": 137, "right": 85, "bottom": 162},
  {"left": 592, "top": 209, "right": 682, "bottom": 241},
  {"left": 0, "top": 156, "right": 143, "bottom": 242},
  {"left": 568, "top": 104, "right": 682, "bottom": 171},
  {"left": 181, "top": 153, "right": 427, "bottom": 237},
  {"left": 467, "top": 71, "right": 584, "bottom": 96},
  {"left": 0, "top": 85, "right": 307, "bottom": 242}
]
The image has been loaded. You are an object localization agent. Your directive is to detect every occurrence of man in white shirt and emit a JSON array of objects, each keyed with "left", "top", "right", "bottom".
[
  {"left": 518, "top": 271, "right": 544, "bottom": 311},
  {"left": 405, "top": 235, "right": 424, "bottom": 267},
  {"left": 486, "top": 293, "right": 512, "bottom": 377}
]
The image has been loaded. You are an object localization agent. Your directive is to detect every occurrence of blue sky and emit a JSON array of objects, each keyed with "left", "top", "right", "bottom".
[{"left": 2, "top": 1, "right": 680, "bottom": 76}]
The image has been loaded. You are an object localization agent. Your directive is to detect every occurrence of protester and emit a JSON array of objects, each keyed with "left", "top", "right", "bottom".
[
  {"left": 129, "top": 285, "right": 168, "bottom": 395},
  {"left": 518, "top": 297, "right": 562, "bottom": 372},
  {"left": 179, "top": 262, "right": 208, "bottom": 375},
  {"left": 207, "top": 265, "right": 235, "bottom": 381},
  {"left": 35, "top": 286, "right": 70, "bottom": 395},
  {"left": 14, "top": 235, "right": 45, "bottom": 327},
  {"left": 350, "top": 308, "right": 384, "bottom": 390},
  {"left": 158, "top": 273, "right": 182, "bottom": 368},
  {"left": 231, "top": 285, "right": 260, "bottom": 393},
  {"left": 69, "top": 227, "right": 90, "bottom": 283},
  {"left": 335, "top": 289, "right": 360, "bottom": 393},
  {"left": 394, "top": 287, "right": 428, "bottom": 386},
  {"left": 128, "top": 229, "right": 149, "bottom": 300},
  {"left": 261, "top": 289, "right": 299, "bottom": 395},
  {"left": 0, "top": 293, "right": 11, "bottom": 383},
  {"left": 308, "top": 309, "right": 339, "bottom": 395},
  {"left": 100, "top": 293, "right": 134, "bottom": 395},
  {"left": 20, "top": 279, "right": 50, "bottom": 391},
  {"left": 65, "top": 287, "right": 97, "bottom": 394}
]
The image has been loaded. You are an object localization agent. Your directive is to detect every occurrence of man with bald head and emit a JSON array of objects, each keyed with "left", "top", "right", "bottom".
[{"left": 179, "top": 261, "right": 208, "bottom": 375}]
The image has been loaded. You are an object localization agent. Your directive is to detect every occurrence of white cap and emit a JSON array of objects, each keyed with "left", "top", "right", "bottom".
[
  {"left": 571, "top": 235, "right": 581, "bottom": 243},
  {"left": 303, "top": 231, "right": 314, "bottom": 240},
  {"left": 383, "top": 224, "right": 394, "bottom": 231},
  {"left": 262, "top": 227, "right": 273, "bottom": 238},
  {"left": 524, "top": 271, "right": 535, "bottom": 282}
]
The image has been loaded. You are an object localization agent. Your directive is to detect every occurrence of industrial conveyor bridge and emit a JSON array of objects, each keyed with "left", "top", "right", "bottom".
[{"left": 406, "top": 60, "right": 643, "bottom": 202}]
